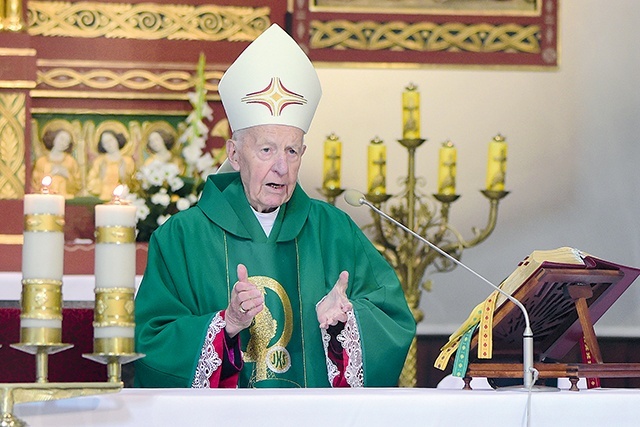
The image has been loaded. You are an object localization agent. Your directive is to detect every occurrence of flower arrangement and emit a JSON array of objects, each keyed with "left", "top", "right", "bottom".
[{"left": 127, "top": 53, "right": 225, "bottom": 241}]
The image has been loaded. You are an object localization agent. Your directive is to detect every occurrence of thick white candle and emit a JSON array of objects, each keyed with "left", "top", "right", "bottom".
[
  {"left": 94, "top": 326, "right": 135, "bottom": 339},
  {"left": 94, "top": 186, "right": 137, "bottom": 340},
  {"left": 21, "top": 178, "right": 65, "bottom": 332},
  {"left": 94, "top": 203, "right": 137, "bottom": 288},
  {"left": 22, "top": 193, "right": 65, "bottom": 280}
]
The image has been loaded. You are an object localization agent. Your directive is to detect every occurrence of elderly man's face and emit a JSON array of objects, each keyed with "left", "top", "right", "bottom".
[{"left": 227, "top": 124, "right": 306, "bottom": 213}]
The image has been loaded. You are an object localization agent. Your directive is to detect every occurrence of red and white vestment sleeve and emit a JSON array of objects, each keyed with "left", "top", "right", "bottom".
[
  {"left": 191, "top": 311, "right": 243, "bottom": 388},
  {"left": 321, "top": 310, "right": 364, "bottom": 387}
]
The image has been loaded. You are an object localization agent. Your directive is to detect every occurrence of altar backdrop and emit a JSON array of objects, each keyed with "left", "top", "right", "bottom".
[{"left": 0, "top": 0, "right": 638, "bottom": 341}]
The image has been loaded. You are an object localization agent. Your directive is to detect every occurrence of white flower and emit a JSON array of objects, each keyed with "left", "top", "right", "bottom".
[
  {"left": 136, "top": 203, "right": 150, "bottom": 221},
  {"left": 186, "top": 91, "right": 199, "bottom": 106},
  {"left": 146, "top": 166, "right": 167, "bottom": 187},
  {"left": 151, "top": 188, "right": 171, "bottom": 207},
  {"left": 202, "top": 103, "right": 213, "bottom": 121},
  {"left": 188, "top": 193, "right": 198, "bottom": 204},
  {"left": 196, "top": 152, "right": 214, "bottom": 172},
  {"left": 196, "top": 120, "right": 209, "bottom": 136},
  {"left": 176, "top": 197, "right": 191, "bottom": 211},
  {"left": 168, "top": 176, "right": 185, "bottom": 192},
  {"left": 161, "top": 163, "right": 181, "bottom": 180},
  {"left": 182, "top": 143, "right": 203, "bottom": 164},
  {"left": 157, "top": 214, "right": 171, "bottom": 226}
]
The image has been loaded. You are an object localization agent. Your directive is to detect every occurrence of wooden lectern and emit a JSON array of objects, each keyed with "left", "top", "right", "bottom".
[{"left": 461, "top": 250, "right": 640, "bottom": 390}]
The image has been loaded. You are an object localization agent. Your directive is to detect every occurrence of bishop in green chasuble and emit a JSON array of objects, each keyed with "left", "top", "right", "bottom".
[
  {"left": 134, "top": 23, "right": 415, "bottom": 389},
  {"left": 134, "top": 173, "right": 415, "bottom": 388}
]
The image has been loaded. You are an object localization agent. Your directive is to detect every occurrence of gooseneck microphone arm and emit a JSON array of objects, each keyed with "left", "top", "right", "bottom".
[{"left": 344, "top": 189, "right": 536, "bottom": 389}]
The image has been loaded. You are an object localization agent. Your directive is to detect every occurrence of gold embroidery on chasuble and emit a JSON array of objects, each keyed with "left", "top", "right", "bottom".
[{"left": 243, "top": 276, "right": 294, "bottom": 385}]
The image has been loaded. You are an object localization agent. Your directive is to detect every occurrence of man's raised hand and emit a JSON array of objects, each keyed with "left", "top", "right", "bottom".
[
  {"left": 316, "top": 271, "right": 353, "bottom": 329},
  {"left": 225, "top": 264, "right": 264, "bottom": 337}
]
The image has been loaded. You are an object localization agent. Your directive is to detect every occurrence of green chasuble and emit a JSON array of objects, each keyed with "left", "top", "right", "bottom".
[{"left": 134, "top": 172, "right": 415, "bottom": 388}]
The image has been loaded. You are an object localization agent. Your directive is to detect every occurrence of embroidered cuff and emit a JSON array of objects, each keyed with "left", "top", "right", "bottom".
[
  {"left": 191, "top": 312, "right": 225, "bottom": 388},
  {"left": 321, "top": 310, "right": 364, "bottom": 387}
]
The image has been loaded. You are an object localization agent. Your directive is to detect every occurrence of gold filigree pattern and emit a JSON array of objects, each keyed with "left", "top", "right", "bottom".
[
  {"left": 21, "top": 279, "right": 63, "bottom": 320},
  {"left": 0, "top": 93, "right": 26, "bottom": 199},
  {"left": 95, "top": 226, "right": 136, "bottom": 244},
  {"left": 35, "top": 68, "right": 222, "bottom": 94},
  {"left": 310, "top": 20, "right": 541, "bottom": 54},
  {"left": 24, "top": 214, "right": 65, "bottom": 233},
  {"left": 27, "top": 1, "right": 271, "bottom": 41}
]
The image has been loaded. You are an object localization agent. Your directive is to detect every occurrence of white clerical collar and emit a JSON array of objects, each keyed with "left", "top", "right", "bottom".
[{"left": 252, "top": 206, "right": 280, "bottom": 237}]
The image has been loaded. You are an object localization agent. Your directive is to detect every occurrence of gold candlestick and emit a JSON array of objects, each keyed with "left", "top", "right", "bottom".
[
  {"left": 363, "top": 136, "right": 508, "bottom": 387},
  {"left": 84, "top": 187, "right": 144, "bottom": 381},
  {"left": 4, "top": 187, "right": 124, "bottom": 427},
  {"left": 318, "top": 87, "right": 509, "bottom": 387}
]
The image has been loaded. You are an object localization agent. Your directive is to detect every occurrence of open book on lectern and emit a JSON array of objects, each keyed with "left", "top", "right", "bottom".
[{"left": 436, "top": 247, "right": 640, "bottom": 372}]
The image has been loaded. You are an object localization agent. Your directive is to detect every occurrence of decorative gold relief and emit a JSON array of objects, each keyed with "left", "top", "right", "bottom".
[
  {"left": 0, "top": 93, "right": 26, "bottom": 199},
  {"left": 93, "top": 287, "right": 135, "bottom": 327},
  {"left": 36, "top": 67, "right": 222, "bottom": 94},
  {"left": 24, "top": 214, "right": 65, "bottom": 233},
  {"left": 21, "top": 279, "right": 63, "bottom": 321},
  {"left": 27, "top": 1, "right": 270, "bottom": 41},
  {"left": 310, "top": 20, "right": 541, "bottom": 54},
  {"left": 95, "top": 226, "right": 136, "bottom": 244}
]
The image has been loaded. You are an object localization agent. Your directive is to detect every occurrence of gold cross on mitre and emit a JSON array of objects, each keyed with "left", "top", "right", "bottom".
[{"left": 241, "top": 77, "right": 308, "bottom": 117}]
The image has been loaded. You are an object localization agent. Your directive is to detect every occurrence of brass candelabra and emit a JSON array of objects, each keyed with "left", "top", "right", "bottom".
[
  {"left": 3, "top": 184, "right": 144, "bottom": 427},
  {"left": 320, "top": 135, "right": 508, "bottom": 387},
  {"left": 2, "top": 283, "right": 143, "bottom": 427}
]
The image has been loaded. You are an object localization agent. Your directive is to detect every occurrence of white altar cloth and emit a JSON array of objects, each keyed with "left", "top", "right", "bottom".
[{"left": 13, "top": 387, "right": 640, "bottom": 427}]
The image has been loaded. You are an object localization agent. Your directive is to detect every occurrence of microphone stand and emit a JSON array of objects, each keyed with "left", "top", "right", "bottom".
[{"left": 344, "top": 190, "right": 555, "bottom": 391}]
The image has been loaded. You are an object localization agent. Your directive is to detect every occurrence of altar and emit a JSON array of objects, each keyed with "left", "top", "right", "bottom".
[{"left": 12, "top": 387, "right": 640, "bottom": 427}]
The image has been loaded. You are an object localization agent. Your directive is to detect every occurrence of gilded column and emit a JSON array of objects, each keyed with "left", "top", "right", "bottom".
[
  {"left": 3, "top": 0, "right": 25, "bottom": 31},
  {"left": 0, "top": 43, "right": 36, "bottom": 199},
  {"left": 0, "top": 92, "right": 26, "bottom": 198}
]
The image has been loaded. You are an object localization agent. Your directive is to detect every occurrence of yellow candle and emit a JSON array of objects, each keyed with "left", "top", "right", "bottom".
[
  {"left": 94, "top": 185, "right": 137, "bottom": 342},
  {"left": 367, "top": 137, "right": 386, "bottom": 195},
  {"left": 21, "top": 176, "right": 66, "bottom": 339},
  {"left": 437, "top": 141, "right": 457, "bottom": 195},
  {"left": 322, "top": 133, "right": 342, "bottom": 190},
  {"left": 402, "top": 83, "right": 420, "bottom": 140},
  {"left": 485, "top": 134, "right": 508, "bottom": 191}
]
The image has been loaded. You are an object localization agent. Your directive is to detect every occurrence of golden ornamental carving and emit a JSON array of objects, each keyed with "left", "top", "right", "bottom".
[
  {"left": 36, "top": 67, "right": 222, "bottom": 93},
  {"left": 0, "top": 93, "right": 26, "bottom": 199},
  {"left": 310, "top": 20, "right": 541, "bottom": 54},
  {"left": 27, "top": 1, "right": 271, "bottom": 41}
]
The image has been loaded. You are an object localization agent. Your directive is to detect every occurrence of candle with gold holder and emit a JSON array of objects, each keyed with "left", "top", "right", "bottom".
[
  {"left": 3, "top": 178, "right": 123, "bottom": 427},
  {"left": 12, "top": 176, "right": 73, "bottom": 383},
  {"left": 402, "top": 83, "right": 420, "bottom": 140},
  {"left": 485, "top": 134, "right": 508, "bottom": 191},
  {"left": 437, "top": 140, "right": 457, "bottom": 196},
  {"left": 84, "top": 185, "right": 144, "bottom": 382},
  {"left": 317, "top": 133, "right": 345, "bottom": 205},
  {"left": 322, "top": 133, "right": 342, "bottom": 190},
  {"left": 367, "top": 137, "right": 387, "bottom": 196}
]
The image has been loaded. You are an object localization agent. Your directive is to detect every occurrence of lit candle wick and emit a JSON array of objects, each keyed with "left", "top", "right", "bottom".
[
  {"left": 41, "top": 176, "right": 52, "bottom": 194},
  {"left": 111, "top": 185, "right": 125, "bottom": 205}
]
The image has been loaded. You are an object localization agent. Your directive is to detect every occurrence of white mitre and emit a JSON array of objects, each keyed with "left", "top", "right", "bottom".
[{"left": 218, "top": 23, "right": 322, "bottom": 134}]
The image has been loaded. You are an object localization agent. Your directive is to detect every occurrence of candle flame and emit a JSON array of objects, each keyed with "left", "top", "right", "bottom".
[
  {"left": 110, "top": 184, "right": 130, "bottom": 205},
  {"left": 113, "top": 185, "right": 124, "bottom": 198},
  {"left": 40, "top": 176, "right": 52, "bottom": 194}
]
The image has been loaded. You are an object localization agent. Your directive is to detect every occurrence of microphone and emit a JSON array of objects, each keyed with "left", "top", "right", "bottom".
[{"left": 344, "top": 189, "right": 537, "bottom": 390}]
